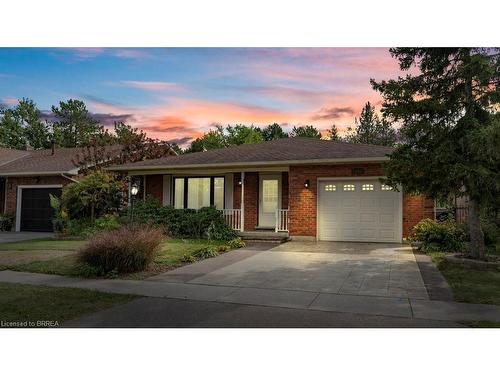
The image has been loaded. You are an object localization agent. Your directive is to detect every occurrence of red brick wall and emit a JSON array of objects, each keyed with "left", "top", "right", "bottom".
[
  {"left": 288, "top": 164, "right": 433, "bottom": 239},
  {"left": 4, "top": 176, "right": 70, "bottom": 216},
  {"left": 403, "top": 194, "right": 434, "bottom": 238},
  {"left": 145, "top": 174, "right": 163, "bottom": 202}
]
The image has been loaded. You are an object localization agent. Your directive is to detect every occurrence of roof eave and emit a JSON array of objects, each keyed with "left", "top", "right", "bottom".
[
  {"left": 0, "top": 169, "right": 79, "bottom": 177},
  {"left": 107, "top": 156, "right": 389, "bottom": 172}
]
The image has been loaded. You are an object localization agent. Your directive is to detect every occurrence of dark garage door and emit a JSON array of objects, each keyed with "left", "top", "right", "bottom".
[{"left": 20, "top": 188, "right": 62, "bottom": 232}]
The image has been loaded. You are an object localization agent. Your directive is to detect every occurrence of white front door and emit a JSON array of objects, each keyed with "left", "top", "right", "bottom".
[{"left": 259, "top": 174, "right": 281, "bottom": 228}]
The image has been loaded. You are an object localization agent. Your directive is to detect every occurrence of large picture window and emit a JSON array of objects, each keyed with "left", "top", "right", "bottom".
[{"left": 173, "top": 177, "right": 225, "bottom": 210}]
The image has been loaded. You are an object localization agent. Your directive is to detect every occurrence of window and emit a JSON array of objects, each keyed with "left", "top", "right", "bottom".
[
  {"left": 362, "top": 184, "right": 374, "bottom": 191},
  {"left": 174, "top": 177, "right": 225, "bottom": 209},
  {"left": 381, "top": 184, "right": 393, "bottom": 191},
  {"left": 324, "top": 184, "right": 336, "bottom": 192},
  {"left": 174, "top": 178, "right": 184, "bottom": 209},
  {"left": 343, "top": 184, "right": 355, "bottom": 191}
]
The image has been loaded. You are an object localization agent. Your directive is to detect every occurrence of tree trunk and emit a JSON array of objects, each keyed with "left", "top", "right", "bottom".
[{"left": 468, "top": 197, "right": 485, "bottom": 260}]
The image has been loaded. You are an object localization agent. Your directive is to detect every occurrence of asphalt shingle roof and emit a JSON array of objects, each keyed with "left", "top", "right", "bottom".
[
  {"left": 110, "top": 137, "right": 393, "bottom": 170},
  {"left": 0, "top": 145, "right": 122, "bottom": 176}
]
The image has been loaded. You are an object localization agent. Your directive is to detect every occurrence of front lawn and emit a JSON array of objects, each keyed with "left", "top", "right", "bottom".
[
  {"left": 0, "top": 282, "right": 136, "bottom": 325},
  {"left": 0, "top": 237, "right": 232, "bottom": 279},
  {"left": 430, "top": 252, "right": 500, "bottom": 305}
]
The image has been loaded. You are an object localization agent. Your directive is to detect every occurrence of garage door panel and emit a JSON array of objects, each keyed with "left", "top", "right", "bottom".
[
  {"left": 20, "top": 187, "right": 62, "bottom": 232},
  {"left": 318, "top": 179, "right": 402, "bottom": 243}
]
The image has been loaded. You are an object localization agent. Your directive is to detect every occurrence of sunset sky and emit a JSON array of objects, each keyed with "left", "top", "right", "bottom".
[{"left": 0, "top": 48, "right": 403, "bottom": 147}]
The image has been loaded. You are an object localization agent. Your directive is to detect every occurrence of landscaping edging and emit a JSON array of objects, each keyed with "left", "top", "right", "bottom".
[
  {"left": 444, "top": 254, "right": 500, "bottom": 271},
  {"left": 412, "top": 249, "right": 454, "bottom": 301}
]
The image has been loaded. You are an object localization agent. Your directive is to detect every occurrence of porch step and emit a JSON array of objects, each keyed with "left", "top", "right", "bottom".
[{"left": 239, "top": 231, "right": 290, "bottom": 243}]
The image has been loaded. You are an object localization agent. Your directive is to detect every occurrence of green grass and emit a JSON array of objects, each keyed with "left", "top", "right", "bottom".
[
  {"left": 430, "top": 252, "right": 500, "bottom": 305},
  {"left": 0, "top": 282, "right": 136, "bottom": 325},
  {"left": 154, "top": 238, "right": 227, "bottom": 265},
  {"left": 0, "top": 238, "right": 85, "bottom": 251},
  {"left": 3, "top": 238, "right": 230, "bottom": 278}
]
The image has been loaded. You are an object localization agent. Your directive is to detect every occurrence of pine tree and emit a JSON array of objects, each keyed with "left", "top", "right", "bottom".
[{"left": 371, "top": 48, "right": 500, "bottom": 259}]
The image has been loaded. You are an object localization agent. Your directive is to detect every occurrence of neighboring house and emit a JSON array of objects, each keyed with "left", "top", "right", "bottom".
[
  {"left": 109, "top": 137, "right": 434, "bottom": 243},
  {"left": 0, "top": 145, "right": 125, "bottom": 232}
]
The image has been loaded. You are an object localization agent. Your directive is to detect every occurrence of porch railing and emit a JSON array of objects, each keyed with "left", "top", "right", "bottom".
[
  {"left": 275, "top": 209, "right": 289, "bottom": 232},
  {"left": 220, "top": 209, "right": 242, "bottom": 231}
]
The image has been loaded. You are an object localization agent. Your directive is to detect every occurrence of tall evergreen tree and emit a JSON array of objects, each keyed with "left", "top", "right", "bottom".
[
  {"left": 326, "top": 124, "right": 340, "bottom": 140},
  {"left": 51, "top": 99, "right": 103, "bottom": 147},
  {"left": 343, "top": 102, "right": 396, "bottom": 146},
  {"left": 372, "top": 48, "right": 500, "bottom": 259},
  {"left": 0, "top": 98, "right": 50, "bottom": 149}
]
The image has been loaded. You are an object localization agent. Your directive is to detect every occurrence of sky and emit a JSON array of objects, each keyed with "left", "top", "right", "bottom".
[{"left": 0, "top": 48, "right": 403, "bottom": 147}]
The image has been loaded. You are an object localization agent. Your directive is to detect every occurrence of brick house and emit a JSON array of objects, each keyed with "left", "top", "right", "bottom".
[
  {"left": 0, "top": 145, "right": 125, "bottom": 232},
  {"left": 110, "top": 137, "right": 434, "bottom": 242}
]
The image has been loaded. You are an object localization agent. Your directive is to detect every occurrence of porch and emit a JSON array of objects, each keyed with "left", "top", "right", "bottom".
[{"left": 132, "top": 170, "right": 290, "bottom": 234}]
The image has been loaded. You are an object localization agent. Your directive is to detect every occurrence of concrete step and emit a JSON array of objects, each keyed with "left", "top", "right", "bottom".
[{"left": 240, "top": 231, "right": 290, "bottom": 243}]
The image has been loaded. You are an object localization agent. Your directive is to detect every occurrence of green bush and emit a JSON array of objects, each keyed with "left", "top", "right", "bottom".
[
  {"left": 411, "top": 218, "right": 468, "bottom": 252},
  {"left": 131, "top": 201, "right": 237, "bottom": 240},
  {"left": 228, "top": 237, "right": 245, "bottom": 249},
  {"left": 61, "top": 171, "right": 124, "bottom": 221},
  {"left": 77, "top": 224, "right": 163, "bottom": 273},
  {"left": 192, "top": 246, "right": 219, "bottom": 259},
  {"left": 181, "top": 253, "right": 197, "bottom": 263},
  {"left": 0, "top": 213, "right": 14, "bottom": 231}
]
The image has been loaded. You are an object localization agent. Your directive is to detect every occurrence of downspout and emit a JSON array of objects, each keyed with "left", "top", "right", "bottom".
[{"left": 60, "top": 173, "right": 79, "bottom": 183}]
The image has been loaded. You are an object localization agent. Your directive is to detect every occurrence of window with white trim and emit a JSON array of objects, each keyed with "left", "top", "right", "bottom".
[
  {"left": 381, "top": 184, "right": 393, "bottom": 191},
  {"left": 324, "top": 184, "right": 336, "bottom": 192},
  {"left": 343, "top": 184, "right": 355, "bottom": 191},
  {"left": 173, "top": 177, "right": 225, "bottom": 209},
  {"left": 361, "top": 183, "right": 374, "bottom": 191}
]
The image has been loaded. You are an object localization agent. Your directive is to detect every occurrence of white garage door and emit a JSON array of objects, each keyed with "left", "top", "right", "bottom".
[{"left": 318, "top": 179, "right": 402, "bottom": 243}]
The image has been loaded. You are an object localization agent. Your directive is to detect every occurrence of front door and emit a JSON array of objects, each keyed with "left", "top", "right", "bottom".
[{"left": 259, "top": 174, "right": 281, "bottom": 228}]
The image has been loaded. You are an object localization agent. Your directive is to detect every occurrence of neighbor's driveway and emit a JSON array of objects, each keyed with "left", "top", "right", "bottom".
[
  {"left": 0, "top": 231, "right": 53, "bottom": 244},
  {"left": 149, "top": 241, "right": 428, "bottom": 300}
]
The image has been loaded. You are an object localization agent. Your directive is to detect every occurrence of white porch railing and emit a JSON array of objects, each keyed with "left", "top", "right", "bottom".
[
  {"left": 275, "top": 209, "right": 289, "bottom": 232},
  {"left": 220, "top": 209, "right": 242, "bottom": 231}
]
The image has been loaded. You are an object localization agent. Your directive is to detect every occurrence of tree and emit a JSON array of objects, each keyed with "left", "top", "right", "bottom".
[
  {"left": 326, "top": 124, "right": 341, "bottom": 140},
  {"left": 51, "top": 99, "right": 103, "bottom": 147},
  {"left": 371, "top": 48, "right": 500, "bottom": 260},
  {"left": 343, "top": 102, "right": 397, "bottom": 146},
  {"left": 59, "top": 171, "right": 124, "bottom": 222},
  {"left": 225, "top": 124, "right": 263, "bottom": 145},
  {"left": 262, "top": 123, "right": 288, "bottom": 141},
  {"left": 73, "top": 122, "right": 175, "bottom": 173},
  {"left": 290, "top": 125, "right": 321, "bottom": 138},
  {"left": 0, "top": 98, "right": 51, "bottom": 149},
  {"left": 185, "top": 126, "right": 226, "bottom": 153}
]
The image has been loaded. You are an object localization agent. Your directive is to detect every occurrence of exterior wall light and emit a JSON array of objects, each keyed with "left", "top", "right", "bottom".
[
  {"left": 130, "top": 183, "right": 139, "bottom": 196},
  {"left": 304, "top": 179, "right": 310, "bottom": 188},
  {"left": 238, "top": 179, "right": 243, "bottom": 186}
]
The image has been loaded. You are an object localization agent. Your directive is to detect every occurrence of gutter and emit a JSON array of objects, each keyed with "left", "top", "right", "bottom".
[{"left": 106, "top": 156, "right": 390, "bottom": 172}]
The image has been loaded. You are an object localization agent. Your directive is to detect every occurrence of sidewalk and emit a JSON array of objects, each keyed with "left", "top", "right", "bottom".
[{"left": 1, "top": 270, "right": 500, "bottom": 323}]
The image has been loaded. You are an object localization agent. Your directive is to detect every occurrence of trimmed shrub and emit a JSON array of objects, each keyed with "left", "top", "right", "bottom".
[
  {"left": 411, "top": 218, "right": 467, "bottom": 252},
  {"left": 131, "top": 201, "right": 237, "bottom": 240},
  {"left": 0, "top": 213, "right": 14, "bottom": 231},
  {"left": 77, "top": 224, "right": 163, "bottom": 273},
  {"left": 228, "top": 237, "right": 245, "bottom": 249}
]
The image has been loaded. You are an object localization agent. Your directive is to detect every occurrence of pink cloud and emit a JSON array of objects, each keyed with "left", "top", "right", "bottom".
[
  {"left": 1, "top": 96, "right": 19, "bottom": 105},
  {"left": 121, "top": 81, "right": 183, "bottom": 91}
]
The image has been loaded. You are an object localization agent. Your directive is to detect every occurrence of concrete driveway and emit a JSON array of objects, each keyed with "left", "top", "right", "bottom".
[
  {"left": 149, "top": 241, "right": 428, "bottom": 300},
  {"left": 0, "top": 231, "right": 53, "bottom": 244}
]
